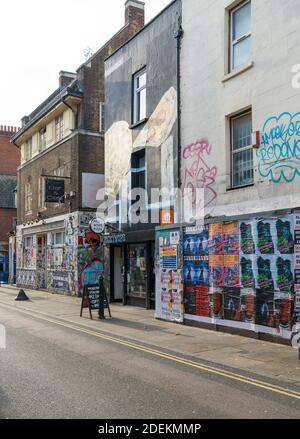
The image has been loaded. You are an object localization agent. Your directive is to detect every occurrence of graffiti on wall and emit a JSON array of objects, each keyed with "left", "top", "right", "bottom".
[
  {"left": 78, "top": 230, "right": 104, "bottom": 290},
  {"left": 105, "top": 87, "right": 177, "bottom": 206},
  {"left": 182, "top": 138, "right": 218, "bottom": 209},
  {"left": 257, "top": 112, "right": 300, "bottom": 183},
  {"left": 47, "top": 271, "right": 76, "bottom": 293},
  {"left": 17, "top": 270, "right": 36, "bottom": 288}
]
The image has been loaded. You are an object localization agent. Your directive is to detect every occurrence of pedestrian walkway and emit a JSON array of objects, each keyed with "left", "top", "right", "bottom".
[{"left": 0, "top": 284, "right": 299, "bottom": 387}]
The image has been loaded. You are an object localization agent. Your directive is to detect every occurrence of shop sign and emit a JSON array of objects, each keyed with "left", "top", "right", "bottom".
[
  {"left": 103, "top": 234, "right": 126, "bottom": 245},
  {"left": 160, "top": 209, "right": 174, "bottom": 226},
  {"left": 89, "top": 217, "right": 105, "bottom": 234},
  {"left": 80, "top": 283, "right": 111, "bottom": 320},
  {"left": 45, "top": 179, "right": 65, "bottom": 203}
]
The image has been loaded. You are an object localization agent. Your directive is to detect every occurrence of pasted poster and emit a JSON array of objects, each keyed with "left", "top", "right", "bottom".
[
  {"left": 156, "top": 228, "right": 183, "bottom": 322},
  {"left": 240, "top": 289, "right": 255, "bottom": 323},
  {"left": 183, "top": 226, "right": 210, "bottom": 317},
  {"left": 240, "top": 217, "right": 294, "bottom": 294},
  {"left": 223, "top": 288, "right": 241, "bottom": 322},
  {"left": 223, "top": 255, "right": 239, "bottom": 288},
  {"left": 209, "top": 255, "right": 224, "bottom": 288},
  {"left": 156, "top": 269, "right": 183, "bottom": 322},
  {"left": 208, "top": 223, "right": 223, "bottom": 255},
  {"left": 223, "top": 222, "right": 239, "bottom": 255}
]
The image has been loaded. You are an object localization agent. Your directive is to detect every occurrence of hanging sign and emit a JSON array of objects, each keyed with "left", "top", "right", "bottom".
[
  {"left": 89, "top": 218, "right": 105, "bottom": 234},
  {"left": 45, "top": 179, "right": 65, "bottom": 203}
]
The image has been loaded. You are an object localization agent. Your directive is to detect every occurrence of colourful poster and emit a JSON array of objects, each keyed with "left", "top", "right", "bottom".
[
  {"left": 240, "top": 220, "right": 255, "bottom": 255},
  {"left": 159, "top": 246, "right": 178, "bottom": 269},
  {"left": 223, "top": 222, "right": 239, "bottom": 255},
  {"left": 209, "top": 224, "right": 223, "bottom": 255},
  {"left": 223, "top": 255, "right": 239, "bottom": 288},
  {"left": 223, "top": 288, "right": 241, "bottom": 322},
  {"left": 209, "top": 255, "right": 224, "bottom": 287},
  {"left": 184, "top": 227, "right": 208, "bottom": 259},
  {"left": 240, "top": 256, "right": 255, "bottom": 288},
  {"left": 240, "top": 289, "right": 256, "bottom": 323},
  {"left": 255, "top": 290, "right": 275, "bottom": 328}
]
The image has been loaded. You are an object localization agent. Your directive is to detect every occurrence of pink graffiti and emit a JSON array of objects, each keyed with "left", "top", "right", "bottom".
[{"left": 182, "top": 138, "right": 218, "bottom": 208}]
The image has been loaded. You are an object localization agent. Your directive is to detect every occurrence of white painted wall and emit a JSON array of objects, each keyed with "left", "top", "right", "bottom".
[{"left": 181, "top": 0, "right": 300, "bottom": 218}]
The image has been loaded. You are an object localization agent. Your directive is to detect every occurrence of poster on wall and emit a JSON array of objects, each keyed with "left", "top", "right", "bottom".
[
  {"left": 183, "top": 226, "right": 211, "bottom": 317},
  {"left": 155, "top": 228, "right": 183, "bottom": 322},
  {"left": 209, "top": 224, "right": 223, "bottom": 255},
  {"left": 239, "top": 217, "right": 295, "bottom": 294}
]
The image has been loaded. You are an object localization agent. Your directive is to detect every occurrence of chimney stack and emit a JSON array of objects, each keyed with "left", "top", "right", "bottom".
[
  {"left": 59, "top": 71, "right": 76, "bottom": 89},
  {"left": 125, "top": 0, "right": 145, "bottom": 28}
]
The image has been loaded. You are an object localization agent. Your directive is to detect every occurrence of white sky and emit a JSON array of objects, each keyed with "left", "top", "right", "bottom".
[{"left": 0, "top": 0, "right": 170, "bottom": 127}]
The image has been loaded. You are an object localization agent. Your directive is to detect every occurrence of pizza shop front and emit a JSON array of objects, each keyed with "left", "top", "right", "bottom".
[{"left": 107, "top": 229, "right": 155, "bottom": 310}]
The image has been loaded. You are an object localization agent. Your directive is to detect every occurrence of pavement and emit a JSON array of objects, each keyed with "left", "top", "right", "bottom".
[{"left": 0, "top": 284, "right": 299, "bottom": 388}]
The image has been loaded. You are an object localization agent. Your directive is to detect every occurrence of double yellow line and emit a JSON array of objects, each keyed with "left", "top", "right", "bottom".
[{"left": 1, "top": 300, "right": 300, "bottom": 401}]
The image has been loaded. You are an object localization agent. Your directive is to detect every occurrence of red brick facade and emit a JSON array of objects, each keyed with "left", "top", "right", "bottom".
[
  {"left": 0, "top": 126, "right": 20, "bottom": 175},
  {"left": 0, "top": 126, "right": 20, "bottom": 254}
]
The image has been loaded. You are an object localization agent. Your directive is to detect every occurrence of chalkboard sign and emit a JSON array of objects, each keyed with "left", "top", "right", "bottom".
[
  {"left": 45, "top": 179, "right": 65, "bottom": 203},
  {"left": 80, "top": 280, "right": 111, "bottom": 320}
]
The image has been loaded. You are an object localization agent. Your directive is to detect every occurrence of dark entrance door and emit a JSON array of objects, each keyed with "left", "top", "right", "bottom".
[{"left": 126, "top": 243, "right": 147, "bottom": 307}]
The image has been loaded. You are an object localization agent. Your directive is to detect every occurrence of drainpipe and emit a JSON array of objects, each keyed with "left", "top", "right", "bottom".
[{"left": 174, "top": 13, "right": 184, "bottom": 191}]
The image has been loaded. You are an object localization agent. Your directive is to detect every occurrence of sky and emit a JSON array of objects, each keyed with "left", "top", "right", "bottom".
[{"left": 0, "top": 0, "right": 170, "bottom": 127}]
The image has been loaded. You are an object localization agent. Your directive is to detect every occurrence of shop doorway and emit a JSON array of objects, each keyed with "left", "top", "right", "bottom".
[
  {"left": 126, "top": 244, "right": 148, "bottom": 307},
  {"left": 113, "top": 246, "right": 124, "bottom": 301}
]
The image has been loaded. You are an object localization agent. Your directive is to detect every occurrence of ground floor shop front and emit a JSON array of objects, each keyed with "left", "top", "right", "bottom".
[
  {"left": 15, "top": 211, "right": 105, "bottom": 296},
  {"left": 108, "top": 229, "right": 155, "bottom": 309}
]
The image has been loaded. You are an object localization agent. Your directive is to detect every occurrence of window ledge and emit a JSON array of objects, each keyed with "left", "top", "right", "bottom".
[
  {"left": 226, "top": 183, "right": 254, "bottom": 192},
  {"left": 222, "top": 61, "right": 254, "bottom": 83},
  {"left": 129, "top": 118, "right": 148, "bottom": 130}
]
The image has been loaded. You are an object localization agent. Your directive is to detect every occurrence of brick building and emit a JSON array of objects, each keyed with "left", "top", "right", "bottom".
[
  {"left": 11, "top": 0, "right": 145, "bottom": 294},
  {"left": 0, "top": 125, "right": 20, "bottom": 282}
]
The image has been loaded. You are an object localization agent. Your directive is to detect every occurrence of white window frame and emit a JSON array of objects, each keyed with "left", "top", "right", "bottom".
[
  {"left": 24, "top": 138, "right": 32, "bottom": 161},
  {"left": 25, "top": 182, "right": 33, "bottom": 213},
  {"left": 99, "top": 102, "right": 105, "bottom": 132},
  {"left": 230, "top": 0, "right": 251, "bottom": 72},
  {"left": 52, "top": 231, "right": 65, "bottom": 247},
  {"left": 55, "top": 114, "right": 64, "bottom": 142},
  {"left": 133, "top": 68, "right": 147, "bottom": 124},
  {"left": 230, "top": 110, "right": 253, "bottom": 189},
  {"left": 39, "top": 127, "right": 47, "bottom": 151}
]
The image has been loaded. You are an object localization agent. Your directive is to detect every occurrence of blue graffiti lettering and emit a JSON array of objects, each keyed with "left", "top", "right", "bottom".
[{"left": 257, "top": 112, "right": 300, "bottom": 183}]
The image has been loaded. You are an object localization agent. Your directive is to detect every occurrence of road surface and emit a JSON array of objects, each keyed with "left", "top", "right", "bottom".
[{"left": 0, "top": 301, "right": 299, "bottom": 419}]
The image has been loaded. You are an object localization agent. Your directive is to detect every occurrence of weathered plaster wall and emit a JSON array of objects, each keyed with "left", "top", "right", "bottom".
[
  {"left": 105, "top": 0, "right": 181, "bottom": 230},
  {"left": 181, "top": 0, "right": 300, "bottom": 218}
]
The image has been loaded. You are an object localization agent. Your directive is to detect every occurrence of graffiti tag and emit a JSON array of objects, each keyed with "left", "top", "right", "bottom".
[
  {"left": 257, "top": 112, "right": 300, "bottom": 183},
  {"left": 182, "top": 138, "right": 217, "bottom": 208}
]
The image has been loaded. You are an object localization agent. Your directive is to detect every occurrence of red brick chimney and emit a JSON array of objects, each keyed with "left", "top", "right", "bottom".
[
  {"left": 125, "top": 0, "right": 145, "bottom": 28},
  {"left": 0, "top": 125, "right": 20, "bottom": 136}
]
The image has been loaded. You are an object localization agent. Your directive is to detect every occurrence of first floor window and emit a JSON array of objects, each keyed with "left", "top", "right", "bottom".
[
  {"left": 55, "top": 114, "right": 64, "bottom": 142},
  {"left": 25, "top": 182, "right": 33, "bottom": 213},
  {"left": 133, "top": 68, "right": 147, "bottom": 124},
  {"left": 24, "top": 138, "right": 32, "bottom": 161},
  {"left": 231, "top": 111, "right": 253, "bottom": 188},
  {"left": 39, "top": 127, "right": 47, "bottom": 151},
  {"left": 230, "top": 0, "right": 251, "bottom": 71}
]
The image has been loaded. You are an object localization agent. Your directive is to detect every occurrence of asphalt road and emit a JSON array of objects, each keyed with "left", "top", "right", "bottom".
[{"left": 0, "top": 303, "right": 299, "bottom": 419}]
